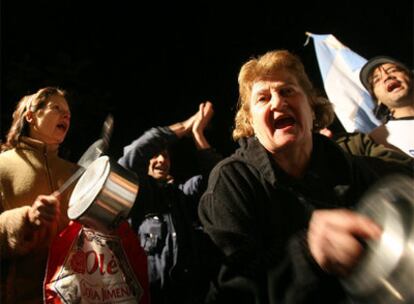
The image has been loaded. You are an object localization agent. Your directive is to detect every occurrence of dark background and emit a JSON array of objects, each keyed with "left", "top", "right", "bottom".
[{"left": 1, "top": 1, "right": 413, "bottom": 180}]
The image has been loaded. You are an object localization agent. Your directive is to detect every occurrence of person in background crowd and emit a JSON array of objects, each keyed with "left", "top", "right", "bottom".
[
  {"left": 0, "top": 87, "right": 78, "bottom": 304},
  {"left": 198, "top": 50, "right": 411, "bottom": 304},
  {"left": 359, "top": 56, "right": 414, "bottom": 157},
  {"left": 319, "top": 126, "right": 413, "bottom": 175},
  {"left": 118, "top": 101, "right": 222, "bottom": 304}
]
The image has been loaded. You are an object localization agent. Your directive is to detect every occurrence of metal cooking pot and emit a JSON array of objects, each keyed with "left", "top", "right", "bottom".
[
  {"left": 68, "top": 156, "right": 139, "bottom": 232},
  {"left": 342, "top": 174, "right": 414, "bottom": 304}
]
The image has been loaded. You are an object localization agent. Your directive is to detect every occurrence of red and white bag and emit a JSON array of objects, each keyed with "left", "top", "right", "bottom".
[{"left": 44, "top": 221, "right": 149, "bottom": 304}]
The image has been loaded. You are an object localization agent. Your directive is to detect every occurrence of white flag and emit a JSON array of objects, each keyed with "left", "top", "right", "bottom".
[{"left": 307, "top": 33, "right": 381, "bottom": 133}]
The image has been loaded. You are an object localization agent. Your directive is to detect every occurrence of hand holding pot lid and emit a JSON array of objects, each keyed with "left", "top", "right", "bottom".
[{"left": 341, "top": 174, "right": 414, "bottom": 304}]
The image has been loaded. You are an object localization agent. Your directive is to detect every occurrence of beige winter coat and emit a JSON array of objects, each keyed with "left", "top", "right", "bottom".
[{"left": 0, "top": 136, "right": 78, "bottom": 304}]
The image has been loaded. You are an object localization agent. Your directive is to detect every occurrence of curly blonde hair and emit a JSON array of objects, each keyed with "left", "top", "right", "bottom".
[
  {"left": 1, "top": 87, "right": 67, "bottom": 152},
  {"left": 233, "top": 50, "right": 334, "bottom": 140}
]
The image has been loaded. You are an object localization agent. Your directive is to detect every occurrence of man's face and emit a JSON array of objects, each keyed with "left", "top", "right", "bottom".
[
  {"left": 371, "top": 63, "right": 413, "bottom": 110},
  {"left": 148, "top": 150, "right": 171, "bottom": 181}
]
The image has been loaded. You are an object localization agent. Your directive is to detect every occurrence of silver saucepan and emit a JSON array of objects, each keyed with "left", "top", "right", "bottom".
[
  {"left": 342, "top": 174, "right": 414, "bottom": 304},
  {"left": 68, "top": 156, "right": 139, "bottom": 232}
]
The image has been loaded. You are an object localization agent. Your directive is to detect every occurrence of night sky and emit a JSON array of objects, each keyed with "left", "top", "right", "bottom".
[{"left": 1, "top": 1, "right": 413, "bottom": 180}]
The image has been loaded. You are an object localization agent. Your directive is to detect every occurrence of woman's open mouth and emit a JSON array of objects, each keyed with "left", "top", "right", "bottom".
[{"left": 274, "top": 116, "right": 295, "bottom": 129}]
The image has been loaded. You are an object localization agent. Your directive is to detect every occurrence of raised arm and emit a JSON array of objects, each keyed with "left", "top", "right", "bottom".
[{"left": 118, "top": 127, "right": 178, "bottom": 174}]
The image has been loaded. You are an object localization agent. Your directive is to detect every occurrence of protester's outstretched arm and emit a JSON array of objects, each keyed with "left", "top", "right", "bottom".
[
  {"left": 120, "top": 101, "right": 212, "bottom": 173},
  {"left": 179, "top": 101, "right": 222, "bottom": 196},
  {"left": 168, "top": 110, "right": 196, "bottom": 138},
  {"left": 193, "top": 101, "right": 223, "bottom": 174},
  {"left": 168, "top": 101, "right": 214, "bottom": 147}
]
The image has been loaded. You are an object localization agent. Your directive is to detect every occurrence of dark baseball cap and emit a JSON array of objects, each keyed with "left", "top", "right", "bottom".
[{"left": 359, "top": 56, "right": 409, "bottom": 93}]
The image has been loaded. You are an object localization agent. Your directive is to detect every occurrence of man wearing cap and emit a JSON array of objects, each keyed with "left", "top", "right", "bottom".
[{"left": 360, "top": 56, "right": 414, "bottom": 157}]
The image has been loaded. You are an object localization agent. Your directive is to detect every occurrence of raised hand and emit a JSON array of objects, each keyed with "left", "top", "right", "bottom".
[
  {"left": 168, "top": 101, "right": 215, "bottom": 149},
  {"left": 193, "top": 101, "right": 214, "bottom": 135},
  {"left": 192, "top": 101, "right": 214, "bottom": 149}
]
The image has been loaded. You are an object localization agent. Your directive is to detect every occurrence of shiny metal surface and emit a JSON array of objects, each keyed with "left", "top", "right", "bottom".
[
  {"left": 77, "top": 138, "right": 106, "bottom": 169},
  {"left": 342, "top": 175, "right": 414, "bottom": 304},
  {"left": 68, "top": 156, "right": 139, "bottom": 232}
]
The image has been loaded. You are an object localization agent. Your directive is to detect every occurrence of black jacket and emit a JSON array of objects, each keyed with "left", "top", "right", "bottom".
[
  {"left": 118, "top": 127, "right": 222, "bottom": 304},
  {"left": 198, "top": 134, "right": 405, "bottom": 304}
]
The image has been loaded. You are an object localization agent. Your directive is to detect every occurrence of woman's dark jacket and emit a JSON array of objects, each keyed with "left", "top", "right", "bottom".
[{"left": 198, "top": 134, "right": 411, "bottom": 304}]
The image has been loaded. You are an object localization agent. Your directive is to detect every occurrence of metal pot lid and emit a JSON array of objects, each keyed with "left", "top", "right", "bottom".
[
  {"left": 342, "top": 174, "right": 414, "bottom": 303},
  {"left": 68, "top": 156, "right": 110, "bottom": 220}
]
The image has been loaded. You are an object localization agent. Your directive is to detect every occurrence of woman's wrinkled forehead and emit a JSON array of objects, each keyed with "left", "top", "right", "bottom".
[{"left": 250, "top": 71, "right": 299, "bottom": 95}]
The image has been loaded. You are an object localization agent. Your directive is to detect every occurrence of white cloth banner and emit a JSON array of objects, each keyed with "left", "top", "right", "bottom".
[{"left": 307, "top": 33, "right": 381, "bottom": 133}]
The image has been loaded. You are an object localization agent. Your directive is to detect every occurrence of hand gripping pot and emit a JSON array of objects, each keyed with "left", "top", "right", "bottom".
[
  {"left": 68, "top": 156, "right": 139, "bottom": 232},
  {"left": 341, "top": 174, "right": 414, "bottom": 304}
]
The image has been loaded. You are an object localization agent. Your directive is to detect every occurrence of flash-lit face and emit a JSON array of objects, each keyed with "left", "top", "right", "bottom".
[
  {"left": 27, "top": 94, "right": 71, "bottom": 145},
  {"left": 371, "top": 63, "right": 413, "bottom": 109},
  {"left": 148, "top": 150, "right": 171, "bottom": 180},
  {"left": 249, "top": 69, "right": 313, "bottom": 154}
]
